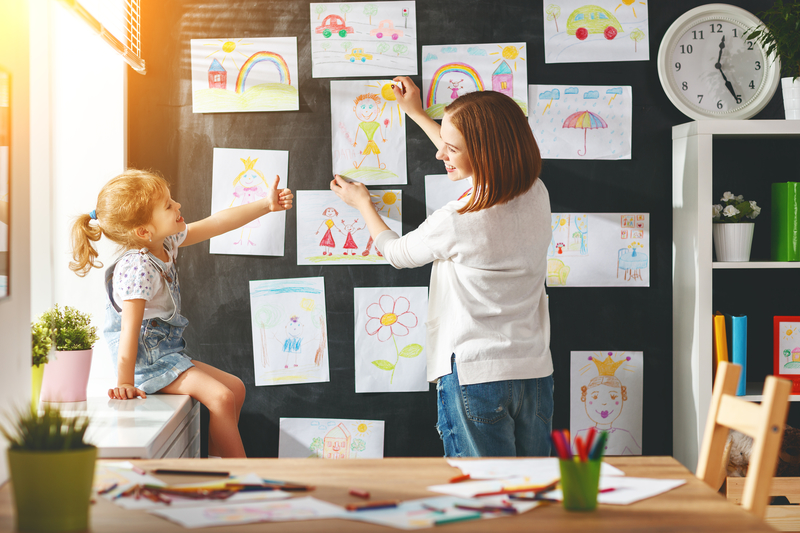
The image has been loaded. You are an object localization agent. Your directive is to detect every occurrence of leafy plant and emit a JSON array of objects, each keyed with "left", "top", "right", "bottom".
[
  {"left": 745, "top": 0, "right": 800, "bottom": 79},
  {"left": 31, "top": 322, "right": 52, "bottom": 367},
  {"left": 0, "top": 404, "right": 91, "bottom": 451},
  {"left": 712, "top": 191, "right": 762, "bottom": 223},
  {"left": 36, "top": 305, "right": 98, "bottom": 351}
]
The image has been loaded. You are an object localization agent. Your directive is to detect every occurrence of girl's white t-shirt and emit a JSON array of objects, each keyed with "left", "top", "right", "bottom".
[{"left": 111, "top": 229, "right": 187, "bottom": 320}]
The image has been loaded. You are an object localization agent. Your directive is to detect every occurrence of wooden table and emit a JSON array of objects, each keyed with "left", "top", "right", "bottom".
[{"left": 0, "top": 456, "right": 775, "bottom": 532}]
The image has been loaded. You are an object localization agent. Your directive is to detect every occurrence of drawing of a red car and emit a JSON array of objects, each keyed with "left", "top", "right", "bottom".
[
  {"left": 316, "top": 14, "right": 353, "bottom": 38},
  {"left": 370, "top": 19, "right": 403, "bottom": 40}
]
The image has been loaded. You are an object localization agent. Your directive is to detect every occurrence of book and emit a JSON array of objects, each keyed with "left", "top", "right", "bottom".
[
  {"left": 771, "top": 182, "right": 800, "bottom": 261},
  {"left": 712, "top": 313, "right": 728, "bottom": 376},
  {"left": 725, "top": 315, "right": 747, "bottom": 396}
]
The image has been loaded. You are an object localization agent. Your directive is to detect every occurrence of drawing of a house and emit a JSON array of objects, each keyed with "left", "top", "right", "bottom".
[
  {"left": 208, "top": 59, "right": 227, "bottom": 89},
  {"left": 323, "top": 423, "right": 351, "bottom": 459},
  {"left": 492, "top": 61, "right": 513, "bottom": 98},
  {"left": 793, "top": 347, "right": 800, "bottom": 362}
]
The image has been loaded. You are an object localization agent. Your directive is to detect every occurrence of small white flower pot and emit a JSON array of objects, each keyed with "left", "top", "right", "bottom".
[
  {"left": 783, "top": 77, "right": 800, "bottom": 120},
  {"left": 713, "top": 223, "right": 754, "bottom": 262}
]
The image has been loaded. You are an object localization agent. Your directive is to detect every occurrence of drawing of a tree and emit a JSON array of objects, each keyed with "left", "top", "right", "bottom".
[
  {"left": 546, "top": 4, "right": 561, "bottom": 32},
  {"left": 342, "top": 41, "right": 353, "bottom": 53},
  {"left": 376, "top": 43, "right": 389, "bottom": 55},
  {"left": 322, "top": 42, "right": 330, "bottom": 51},
  {"left": 392, "top": 43, "right": 408, "bottom": 57},
  {"left": 363, "top": 3, "right": 377, "bottom": 24},
  {"left": 630, "top": 29, "right": 646, "bottom": 53},
  {"left": 365, "top": 295, "right": 420, "bottom": 384},
  {"left": 340, "top": 4, "right": 352, "bottom": 22},
  {"left": 351, "top": 438, "right": 366, "bottom": 456},
  {"left": 309, "top": 437, "right": 323, "bottom": 458},
  {"left": 315, "top": 4, "right": 326, "bottom": 19},
  {"left": 254, "top": 305, "right": 282, "bottom": 367}
]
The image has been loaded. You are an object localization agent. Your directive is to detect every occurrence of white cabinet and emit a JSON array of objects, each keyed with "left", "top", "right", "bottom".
[{"left": 672, "top": 120, "right": 800, "bottom": 472}]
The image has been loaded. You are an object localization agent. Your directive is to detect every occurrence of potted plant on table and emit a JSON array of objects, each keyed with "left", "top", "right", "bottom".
[
  {"left": 31, "top": 321, "right": 52, "bottom": 410},
  {"left": 37, "top": 305, "right": 98, "bottom": 403},
  {"left": 745, "top": 0, "right": 800, "bottom": 119},
  {"left": 1, "top": 404, "right": 95, "bottom": 532},
  {"left": 712, "top": 192, "right": 762, "bottom": 261}
]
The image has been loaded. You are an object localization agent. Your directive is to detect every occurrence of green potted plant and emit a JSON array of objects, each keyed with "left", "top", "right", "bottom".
[
  {"left": 31, "top": 321, "right": 52, "bottom": 410},
  {"left": 712, "top": 191, "right": 762, "bottom": 261},
  {"left": 745, "top": 0, "right": 800, "bottom": 118},
  {"left": 37, "top": 305, "right": 98, "bottom": 403},
  {"left": 1, "top": 404, "right": 95, "bottom": 532}
]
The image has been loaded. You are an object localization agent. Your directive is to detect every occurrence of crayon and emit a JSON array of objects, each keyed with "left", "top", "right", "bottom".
[
  {"left": 448, "top": 474, "right": 471, "bottom": 483},
  {"left": 349, "top": 488, "right": 370, "bottom": 499},
  {"left": 345, "top": 500, "right": 399, "bottom": 511},
  {"left": 434, "top": 513, "right": 481, "bottom": 526},
  {"left": 152, "top": 469, "right": 230, "bottom": 477}
]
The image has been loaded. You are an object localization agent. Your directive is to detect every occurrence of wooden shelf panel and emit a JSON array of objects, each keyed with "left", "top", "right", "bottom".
[
  {"left": 742, "top": 382, "right": 800, "bottom": 402},
  {"left": 713, "top": 262, "right": 800, "bottom": 269}
]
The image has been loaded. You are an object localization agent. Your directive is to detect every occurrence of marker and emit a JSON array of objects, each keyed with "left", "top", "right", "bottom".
[
  {"left": 434, "top": 513, "right": 481, "bottom": 526},
  {"left": 448, "top": 474, "right": 471, "bottom": 483},
  {"left": 454, "top": 504, "right": 517, "bottom": 514},
  {"left": 152, "top": 469, "right": 230, "bottom": 477},
  {"left": 131, "top": 466, "right": 146, "bottom": 475},
  {"left": 97, "top": 483, "right": 118, "bottom": 495},
  {"left": 345, "top": 500, "right": 399, "bottom": 511},
  {"left": 349, "top": 488, "right": 370, "bottom": 499},
  {"left": 599, "top": 487, "right": 617, "bottom": 493},
  {"left": 422, "top": 503, "right": 447, "bottom": 514}
]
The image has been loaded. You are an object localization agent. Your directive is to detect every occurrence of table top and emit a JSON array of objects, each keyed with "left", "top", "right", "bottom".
[{"left": 0, "top": 456, "right": 773, "bottom": 532}]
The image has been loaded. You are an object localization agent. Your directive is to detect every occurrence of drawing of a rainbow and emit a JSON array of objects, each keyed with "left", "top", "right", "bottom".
[
  {"left": 426, "top": 62, "right": 484, "bottom": 107},
  {"left": 235, "top": 51, "right": 291, "bottom": 94}
]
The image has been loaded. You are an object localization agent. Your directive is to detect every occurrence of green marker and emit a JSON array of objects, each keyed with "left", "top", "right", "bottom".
[{"left": 434, "top": 512, "right": 482, "bottom": 526}]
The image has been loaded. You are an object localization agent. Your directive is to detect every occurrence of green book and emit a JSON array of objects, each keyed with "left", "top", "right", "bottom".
[{"left": 772, "top": 182, "right": 800, "bottom": 261}]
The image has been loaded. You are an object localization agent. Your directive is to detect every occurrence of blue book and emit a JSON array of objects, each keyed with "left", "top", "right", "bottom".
[{"left": 725, "top": 315, "right": 748, "bottom": 396}]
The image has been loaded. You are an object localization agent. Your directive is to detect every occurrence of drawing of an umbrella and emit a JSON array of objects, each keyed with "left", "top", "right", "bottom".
[{"left": 562, "top": 110, "right": 608, "bottom": 156}]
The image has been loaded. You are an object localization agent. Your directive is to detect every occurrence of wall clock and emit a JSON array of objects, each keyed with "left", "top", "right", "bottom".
[{"left": 657, "top": 4, "right": 780, "bottom": 120}]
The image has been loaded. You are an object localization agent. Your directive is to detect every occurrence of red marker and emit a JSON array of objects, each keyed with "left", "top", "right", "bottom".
[
  {"left": 349, "top": 488, "right": 370, "bottom": 499},
  {"left": 345, "top": 500, "right": 399, "bottom": 511}
]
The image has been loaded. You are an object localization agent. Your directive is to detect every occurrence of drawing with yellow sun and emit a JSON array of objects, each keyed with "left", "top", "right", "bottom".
[
  {"left": 490, "top": 44, "right": 525, "bottom": 72},
  {"left": 779, "top": 321, "right": 800, "bottom": 370},
  {"left": 204, "top": 38, "right": 254, "bottom": 71},
  {"left": 615, "top": 0, "right": 646, "bottom": 18}
]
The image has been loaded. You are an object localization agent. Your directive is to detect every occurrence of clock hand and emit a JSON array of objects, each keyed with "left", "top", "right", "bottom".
[
  {"left": 716, "top": 35, "right": 725, "bottom": 67},
  {"left": 716, "top": 66, "right": 742, "bottom": 103}
]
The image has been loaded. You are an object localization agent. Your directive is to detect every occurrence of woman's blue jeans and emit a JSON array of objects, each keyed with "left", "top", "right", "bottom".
[{"left": 436, "top": 357, "right": 554, "bottom": 457}]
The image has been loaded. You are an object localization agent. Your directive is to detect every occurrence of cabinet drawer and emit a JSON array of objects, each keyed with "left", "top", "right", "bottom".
[{"left": 154, "top": 401, "right": 200, "bottom": 459}]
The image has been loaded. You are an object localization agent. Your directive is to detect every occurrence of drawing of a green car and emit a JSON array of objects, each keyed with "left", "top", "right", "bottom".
[
  {"left": 345, "top": 48, "right": 373, "bottom": 62},
  {"left": 566, "top": 5, "right": 623, "bottom": 40}
]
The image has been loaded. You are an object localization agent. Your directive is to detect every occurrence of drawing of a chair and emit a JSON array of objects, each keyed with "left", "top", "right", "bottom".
[
  {"left": 547, "top": 259, "right": 570, "bottom": 286},
  {"left": 617, "top": 248, "right": 630, "bottom": 279}
]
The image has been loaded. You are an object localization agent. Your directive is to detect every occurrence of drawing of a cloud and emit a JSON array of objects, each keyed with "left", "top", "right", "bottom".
[
  {"left": 565, "top": 87, "right": 579, "bottom": 94},
  {"left": 441, "top": 46, "right": 457, "bottom": 53},
  {"left": 539, "top": 89, "right": 561, "bottom": 100},
  {"left": 606, "top": 87, "right": 624, "bottom": 95},
  {"left": 467, "top": 47, "right": 487, "bottom": 56},
  {"left": 583, "top": 91, "right": 600, "bottom": 99},
  {"left": 424, "top": 53, "right": 438, "bottom": 62}
]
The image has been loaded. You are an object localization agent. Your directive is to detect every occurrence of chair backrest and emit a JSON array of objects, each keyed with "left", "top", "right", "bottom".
[{"left": 696, "top": 362, "right": 791, "bottom": 519}]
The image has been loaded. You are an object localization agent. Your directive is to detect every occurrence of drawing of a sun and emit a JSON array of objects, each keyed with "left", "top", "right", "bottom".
[
  {"left": 204, "top": 38, "right": 253, "bottom": 70},
  {"left": 615, "top": 0, "right": 646, "bottom": 18},
  {"left": 364, "top": 82, "right": 403, "bottom": 128},
  {"left": 490, "top": 45, "right": 525, "bottom": 71},
  {"left": 784, "top": 325, "right": 799, "bottom": 340},
  {"left": 371, "top": 191, "right": 401, "bottom": 218},
  {"left": 352, "top": 421, "right": 373, "bottom": 437},
  {"left": 300, "top": 298, "right": 316, "bottom": 312}
]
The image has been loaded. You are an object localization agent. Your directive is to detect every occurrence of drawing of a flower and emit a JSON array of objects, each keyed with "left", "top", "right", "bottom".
[{"left": 365, "top": 295, "right": 421, "bottom": 383}]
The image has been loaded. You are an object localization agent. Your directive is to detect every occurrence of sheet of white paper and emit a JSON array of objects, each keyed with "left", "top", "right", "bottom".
[
  {"left": 529, "top": 85, "right": 632, "bottom": 160},
  {"left": 571, "top": 351, "right": 644, "bottom": 456},
  {"left": 446, "top": 457, "right": 625, "bottom": 480},
  {"left": 421, "top": 42, "right": 528, "bottom": 119},
  {"left": 209, "top": 147, "right": 287, "bottom": 256},
  {"left": 331, "top": 80, "right": 407, "bottom": 185},
  {"left": 547, "top": 213, "right": 650, "bottom": 287},
  {"left": 424, "top": 175, "right": 472, "bottom": 216},
  {"left": 310, "top": 1, "right": 417, "bottom": 78},
  {"left": 296, "top": 190, "right": 402, "bottom": 265},
  {"left": 149, "top": 496, "right": 346, "bottom": 528},
  {"left": 777, "top": 321, "right": 800, "bottom": 374},
  {"left": 190, "top": 37, "right": 299, "bottom": 113},
  {"left": 278, "top": 417, "right": 385, "bottom": 459},
  {"left": 542, "top": 476, "right": 687, "bottom": 505},
  {"left": 543, "top": 1, "right": 650, "bottom": 64},
  {"left": 427, "top": 476, "right": 559, "bottom": 499},
  {"left": 249, "top": 277, "right": 330, "bottom": 386},
  {"left": 354, "top": 287, "right": 429, "bottom": 393}
]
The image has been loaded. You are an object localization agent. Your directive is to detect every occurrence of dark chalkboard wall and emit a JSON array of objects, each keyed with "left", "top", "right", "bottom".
[{"left": 128, "top": 0, "right": 786, "bottom": 457}]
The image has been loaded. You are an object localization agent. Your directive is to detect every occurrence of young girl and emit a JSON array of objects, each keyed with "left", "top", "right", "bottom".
[
  {"left": 331, "top": 78, "right": 553, "bottom": 457},
  {"left": 70, "top": 169, "right": 293, "bottom": 458}
]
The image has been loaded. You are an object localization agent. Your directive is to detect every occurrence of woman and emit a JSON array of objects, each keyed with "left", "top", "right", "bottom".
[{"left": 331, "top": 77, "right": 553, "bottom": 457}]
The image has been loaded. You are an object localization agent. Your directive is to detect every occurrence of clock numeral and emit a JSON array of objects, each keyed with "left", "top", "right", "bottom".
[
  {"left": 755, "top": 60, "right": 762, "bottom": 70},
  {"left": 692, "top": 30, "right": 704, "bottom": 40},
  {"left": 717, "top": 100, "right": 723, "bottom": 109},
  {"left": 710, "top": 23, "right": 722, "bottom": 33},
  {"left": 747, "top": 41, "right": 754, "bottom": 51},
  {"left": 680, "top": 44, "right": 693, "bottom": 54},
  {"left": 733, "top": 28, "right": 738, "bottom": 38},
  {"left": 697, "top": 95, "right": 704, "bottom": 104},
  {"left": 675, "top": 62, "right": 681, "bottom": 71},
  {"left": 736, "top": 95, "right": 742, "bottom": 104},
  {"left": 749, "top": 80, "right": 755, "bottom": 89},
  {"left": 682, "top": 82, "right": 688, "bottom": 91}
]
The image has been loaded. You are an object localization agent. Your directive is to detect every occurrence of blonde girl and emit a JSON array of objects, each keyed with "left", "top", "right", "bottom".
[{"left": 70, "top": 169, "right": 293, "bottom": 457}]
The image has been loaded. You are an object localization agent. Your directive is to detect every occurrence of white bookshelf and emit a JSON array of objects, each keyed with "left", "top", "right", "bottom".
[{"left": 672, "top": 120, "right": 800, "bottom": 473}]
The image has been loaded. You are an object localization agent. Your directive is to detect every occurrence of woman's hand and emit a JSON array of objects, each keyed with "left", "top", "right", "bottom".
[
  {"left": 392, "top": 76, "right": 425, "bottom": 119},
  {"left": 330, "top": 175, "right": 372, "bottom": 211},
  {"left": 109, "top": 383, "right": 147, "bottom": 400},
  {"left": 265, "top": 175, "right": 294, "bottom": 213}
]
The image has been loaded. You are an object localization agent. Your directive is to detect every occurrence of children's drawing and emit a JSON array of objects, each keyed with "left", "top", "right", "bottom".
[
  {"left": 547, "top": 213, "right": 649, "bottom": 287},
  {"left": 354, "top": 287, "right": 428, "bottom": 393},
  {"left": 529, "top": 85, "right": 632, "bottom": 160},
  {"left": 297, "top": 190, "right": 402, "bottom": 265},
  {"left": 249, "top": 277, "right": 329, "bottom": 386},
  {"left": 331, "top": 80, "right": 407, "bottom": 185},
  {"left": 543, "top": 1, "right": 649, "bottom": 63},
  {"left": 210, "top": 148, "right": 288, "bottom": 256},
  {"left": 190, "top": 37, "right": 299, "bottom": 113},
  {"left": 421, "top": 42, "right": 528, "bottom": 119},
  {"left": 570, "top": 351, "right": 643, "bottom": 455},
  {"left": 278, "top": 418, "right": 385, "bottom": 458},
  {"left": 310, "top": 2, "right": 417, "bottom": 78},
  {"left": 424, "top": 174, "right": 473, "bottom": 216},
  {"left": 779, "top": 322, "right": 800, "bottom": 372}
]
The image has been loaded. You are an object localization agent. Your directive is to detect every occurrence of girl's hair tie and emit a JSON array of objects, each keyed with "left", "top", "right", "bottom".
[{"left": 89, "top": 210, "right": 97, "bottom": 220}]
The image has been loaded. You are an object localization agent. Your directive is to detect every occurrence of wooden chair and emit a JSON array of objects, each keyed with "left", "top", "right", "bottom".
[{"left": 696, "top": 361, "right": 791, "bottom": 519}]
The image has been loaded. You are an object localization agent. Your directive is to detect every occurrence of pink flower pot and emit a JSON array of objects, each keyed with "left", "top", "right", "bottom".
[{"left": 39, "top": 349, "right": 93, "bottom": 402}]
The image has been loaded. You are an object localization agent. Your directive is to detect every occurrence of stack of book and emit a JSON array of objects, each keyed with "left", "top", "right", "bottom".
[{"left": 713, "top": 312, "right": 747, "bottom": 396}]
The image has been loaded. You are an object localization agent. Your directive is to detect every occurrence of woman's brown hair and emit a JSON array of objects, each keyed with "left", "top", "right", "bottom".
[{"left": 444, "top": 90, "right": 542, "bottom": 214}]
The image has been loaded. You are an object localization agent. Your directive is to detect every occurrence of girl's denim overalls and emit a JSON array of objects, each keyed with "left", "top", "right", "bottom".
[{"left": 103, "top": 247, "right": 194, "bottom": 394}]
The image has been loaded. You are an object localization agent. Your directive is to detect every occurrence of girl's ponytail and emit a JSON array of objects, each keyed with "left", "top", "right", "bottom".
[{"left": 69, "top": 213, "right": 103, "bottom": 276}]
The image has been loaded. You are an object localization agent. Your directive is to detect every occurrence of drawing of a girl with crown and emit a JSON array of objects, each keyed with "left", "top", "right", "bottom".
[{"left": 230, "top": 157, "right": 271, "bottom": 246}]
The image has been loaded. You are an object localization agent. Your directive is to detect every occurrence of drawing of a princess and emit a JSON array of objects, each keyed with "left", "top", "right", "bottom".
[
  {"left": 448, "top": 78, "right": 463, "bottom": 100},
  {"left": 230, "top": 156, "right": 270, "bottom": 246},
  {"left": 316, "top": 207, "right": 342, "bottom": 256}
]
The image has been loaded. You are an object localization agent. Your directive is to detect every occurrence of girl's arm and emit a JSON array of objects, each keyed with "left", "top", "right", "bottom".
[
  {"left": 182, "top": 176, "right": 293, "bottom": 246},
  {"left": 392, "top": 76, "right": 443, "bottom": 151},
  {"left": 109, "top": 299, "right": 147, "bottom": 400},
  {"left": 330, "top": 175, "right": 389, "bottom": 240}
]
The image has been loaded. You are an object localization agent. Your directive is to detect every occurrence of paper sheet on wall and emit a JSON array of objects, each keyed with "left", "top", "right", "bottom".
[
  {"left": 310, "top": 1, "right": 417, "bottom": 78},
  {"left": 331, "top": 80, "right": 407, "bottom": 185},
  {"left": 354, "top": 287, "right": 429, "bottom": 393},
  {"left": 296, "top": 190, "right": 402, "bottom": 265},
  {"left": 570, "top": 351, "right": 643, "bottom": 456},
  {"left": 547, "top": 213, "right": 649, "bottom": 287},
  {"left": 249, "top": 277, "right": 330, "bottom": 386},
  {"left": 528, "top": 84, "right": 632, "bottom": 160},
  {"left": 543, "top": 1, "right": 650, "bottom": 63},
  {"left": 278, "top": 417, "right": 385, "bottom": 458},
  {"left": 209, "top": 147, "right": 287, "bottom": 256},
  {"left": 190, "top": 37, "right": 299, "bottom": 113},
  {"left": 424, "top": 175, "right": 472, "bottom": 216},
  {"left": 421, "top": 42, "right": 528, "bottom": 119}
]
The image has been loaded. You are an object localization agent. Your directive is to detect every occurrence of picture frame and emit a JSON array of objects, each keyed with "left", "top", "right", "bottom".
[{"left": 773, "top": 316, "right": 800, "bottom": 394}]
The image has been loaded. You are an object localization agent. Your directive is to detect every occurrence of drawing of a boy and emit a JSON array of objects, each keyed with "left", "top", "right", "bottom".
[{"left": 352, "top": 93, "right": 386, "bottom": 170}]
